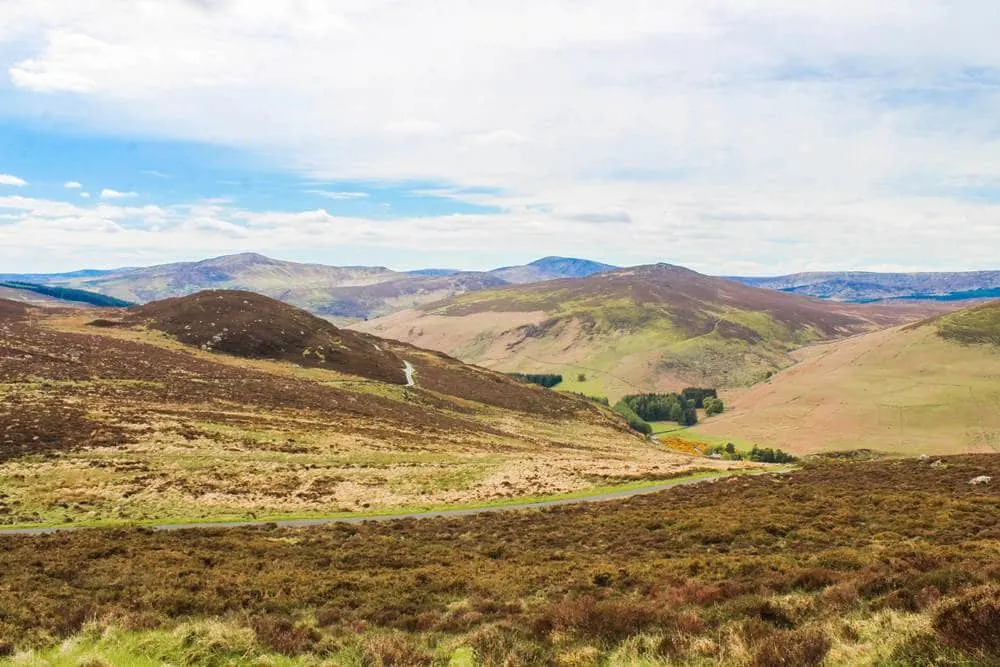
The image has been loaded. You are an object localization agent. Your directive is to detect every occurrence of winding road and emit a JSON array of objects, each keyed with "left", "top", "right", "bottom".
[{"left": 0, "top": 468, "right": 789, "bottom": 536}]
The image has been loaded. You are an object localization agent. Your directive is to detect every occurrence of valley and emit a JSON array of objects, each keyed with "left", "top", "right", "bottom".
[
  {"left": 360, "top": 263, "right": 949, "bottom": 400},
  {"left": 0, "top": 293, "right": 721, "bottom": 530}
]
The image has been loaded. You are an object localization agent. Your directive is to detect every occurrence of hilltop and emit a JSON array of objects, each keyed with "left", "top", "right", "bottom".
[
  {"left": 360, "top": 263, "right": 946, "bottom": 399},
  {"left": 732, "top": 269, "right": 1000, "bottom": 302},
  {"left": 694, "top": 301, "right": 1000, "bottom": 455},
  {"left": 0, "top": 295, "right": 718, "bottom": 529},
  {"left": 125, "top": 290, "right": 408, "bottom": 383},
  {"left": 490, "top": 256, "right": 618, "bottom": 284}
]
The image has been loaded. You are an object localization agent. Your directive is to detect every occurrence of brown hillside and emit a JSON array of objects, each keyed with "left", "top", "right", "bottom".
[
  {"left": 361, "top": 264, "right": 950, "bottom": 396},
  {"left": 126, "top": 290, "right": 407, "bottom": 384},
  {"left": 0, "top": 298, "right": 30, "bottom": 320},
  {"left": 0, "top": 300, "right": 713, "bottom": 528},
  {"left": 694, "top": 302, "right": 1000, "bottom": 455}
]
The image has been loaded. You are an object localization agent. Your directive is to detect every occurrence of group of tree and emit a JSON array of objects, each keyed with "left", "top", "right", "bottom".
[
  {"left": 706, "top": 442, "right": 797, "bottom": 463},
  {"left": 0, "top": 281, "right": 133, "bottom": 308},
  {"left": 618, "top": 388, "right": 723, "bottom": 427},
  {"left": 507, "top": 373, "right": 563, "bottom": 388}
]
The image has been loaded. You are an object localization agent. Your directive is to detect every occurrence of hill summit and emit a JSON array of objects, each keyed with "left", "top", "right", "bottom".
[{"left": 126, "top": 290, "right": 408, "bottom": 383}]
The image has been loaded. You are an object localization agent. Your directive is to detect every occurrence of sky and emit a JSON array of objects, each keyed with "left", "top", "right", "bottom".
[{"left": 1, "top": 0, "right": 999, "bottom": 275}]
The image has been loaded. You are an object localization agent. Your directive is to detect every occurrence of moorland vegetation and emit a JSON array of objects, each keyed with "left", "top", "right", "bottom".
[{"left": 1, "top": 455, "right": 998, "bottom": 665}]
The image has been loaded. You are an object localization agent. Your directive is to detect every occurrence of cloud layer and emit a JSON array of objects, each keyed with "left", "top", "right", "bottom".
[{"left": 2, "top": 1, "right": 1000, "bottom": 272}]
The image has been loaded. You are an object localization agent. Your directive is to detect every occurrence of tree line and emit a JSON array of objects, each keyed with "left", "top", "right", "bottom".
[
  {"left": 507, "top": 373, "right": 563, "bottom": 388},
  {"left": 705, "top": 442, "right": 797, "bottom": 463}
]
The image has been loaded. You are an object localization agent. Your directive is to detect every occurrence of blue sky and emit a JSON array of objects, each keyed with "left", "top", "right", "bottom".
[{"left": 1, "top": 1, "right": 999, "bottom": 274}]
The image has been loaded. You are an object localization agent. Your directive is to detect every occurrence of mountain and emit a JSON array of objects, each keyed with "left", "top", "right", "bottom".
[
  {"left": 0, "top": 293, "right": 721, "bottom": 529},
  {"left": 13, "top": 253, "right": 619, "bottom": 321},
  {"left": 694, "top": 301, "right": 1000, "bottom": 456},
  {"left": 490, "top": 256, "right": 618, "bottom": 284},
  {"left": 41, "top": 252, "right": 396, "bottom": 307},
  {"left": 124, "top": 290, "right": 408, "bottom": 383},
  {"left": 731, "top": 270, "right": 1000, "bottom": 302},
  {"left": 358, "top": 263, "right": 947, "bottom": 399}
]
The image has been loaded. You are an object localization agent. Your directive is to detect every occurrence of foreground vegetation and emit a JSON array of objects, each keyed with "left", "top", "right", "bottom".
[{"left": 2, "top": 455, "right": 998, "bottom": 665}]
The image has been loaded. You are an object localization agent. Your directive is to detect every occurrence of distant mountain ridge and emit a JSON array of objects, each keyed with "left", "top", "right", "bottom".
[
  {"left": 730, "top": 270, "right": 1000, "bottom": 302},
  {"left": 6, "top": 252, "right": 617, "bottom": 320}
]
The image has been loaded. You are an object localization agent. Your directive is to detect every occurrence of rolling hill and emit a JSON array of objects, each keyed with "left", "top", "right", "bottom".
[
  {"left": 732, "top": 270, "right": 1000, "bottom": 302},
  {"left": 0, "top": 292, "right": 723, "bottom": 530},
  {"left": 18, "top": 253, "right": 617, "bottom": 321},
  {"left": 693, "top": 301, "right": 1000, "bottom": 455},
  {"left": 358, "top": 263, "right": 946, "bottom": 400}
]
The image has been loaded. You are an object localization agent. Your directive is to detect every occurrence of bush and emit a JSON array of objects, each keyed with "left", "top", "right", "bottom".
[
  {"left": 933, "top": 585, "right": 1000, "bottom": 658},
  {"left": 613, "top": 401, "right": 653, "bottom": 435},
  {"left": 752, "top": 628, "right": 831, "bottom": 667},
  {"left": 704, "top": 397, "right": 725, "bottom": 416}
]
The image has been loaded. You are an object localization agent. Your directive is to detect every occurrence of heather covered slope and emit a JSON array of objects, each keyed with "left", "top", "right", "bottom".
[
  {"left": 3, "top": 455, "right": 999, "bottom": 664},
  {"left": 361, "top": 264, "right": 945, "bottom": 399},
  {"left": 0, "top": 297, "right": 710, "bottom": 529},
  {"left": 694, "top": 301, "right": 1000, "bottom": 455},
  {"left": 126, "top": 290, "right": 409, "bottom": 384}
]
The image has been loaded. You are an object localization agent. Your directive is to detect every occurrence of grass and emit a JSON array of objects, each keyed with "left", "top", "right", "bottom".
[
  {"left": 0, "top": 469, "right": 752, "bottom": 531},
  {"left": 1, "top": 309, "right": 717, "bottom": 530},
  {"left": 2, "top": 455, "right": 998, "bottom": 665},
  {"left": 695, "top": 322, "right": 1000, "bottom": 456}
]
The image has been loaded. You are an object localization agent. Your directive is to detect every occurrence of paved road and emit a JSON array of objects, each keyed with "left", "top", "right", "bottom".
[{"left": 0, "top": 468, "right": 787, "bottom": 536}]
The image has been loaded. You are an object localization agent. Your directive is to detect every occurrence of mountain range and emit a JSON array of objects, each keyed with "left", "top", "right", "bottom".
[
  {"left": 731, "top": 270, "right": 1000, "bottom": 302},
  {"left": 8, "top": 254, "right": 999, "bottom": 321},
  {"left": 10, "top": 253, "right": 618, "bottom": 320},
  {"left": 359, "top": 263, "right": 948, "bottom": 397}
]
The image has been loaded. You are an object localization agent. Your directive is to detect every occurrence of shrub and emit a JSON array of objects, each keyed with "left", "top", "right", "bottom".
[
  {"left": 704, "top": 397, "right": 725, "bottom": 416},
  {"left": 250, "top": 615, "right": 319, "bottom": 655},
  {"left": 932, "top": 585, "right": 1000, "bottom": 658},
  {"left": 357, "top": 632, "right": 434, "bottom": 666},
  {"left": 752, "top": 628, "right": 830, "bottom": 667},
  {"left": 612, "top": 401, "right": 652, "bottom": 435}
]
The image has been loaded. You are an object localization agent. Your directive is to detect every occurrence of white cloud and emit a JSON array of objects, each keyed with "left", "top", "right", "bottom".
[
  {"left": 100, "top": 188, "right": 136, "bottom": 199},
  {"left": 80, "top": 192, "right": 91, "bottom": 198},
  {"left": 306, "top": 190, "right": 371, "bottom": 200},
  {"left": 1, "top": 1, "right": 1000, "bottom": 271},
  {"left": 0, "top": 174, "right": 27, "bottom": 187},
  {"left": 64, "top": 180, "right": 82, "bottom": 188}
]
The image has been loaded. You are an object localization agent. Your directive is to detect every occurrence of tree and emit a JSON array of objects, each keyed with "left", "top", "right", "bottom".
[
  {"left": 725, "top": 442, "right": 736, "bottom": 456},
  {"left": 577, "top": 373, "right": 587, "bottom": 382},
  {"left": 613, "top": 400, "right": 653, "bottom": 436},
  {"left": 704, "top": 397, "right": 725, "bottom": 416}
]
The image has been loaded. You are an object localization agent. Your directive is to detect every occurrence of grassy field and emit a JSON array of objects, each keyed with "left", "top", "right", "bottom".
[
  {"left": 694, "top": 317, "right": 1000, "bottom": 456},
  {"left": 2, "top": 455, "right": 998, "bottom": 665},
  {"left": 0, "top": 303, "right": 730, "bottom": 531},
  {"left": 359, "top": 264, "right": 945, "bottom": 401}
]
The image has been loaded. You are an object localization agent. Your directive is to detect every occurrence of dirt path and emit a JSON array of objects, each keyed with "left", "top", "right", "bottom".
[{"left": 0, "top": 468, "right": 788, "bottom": 536}]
